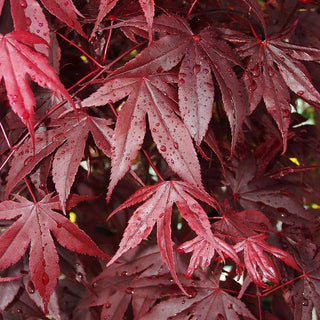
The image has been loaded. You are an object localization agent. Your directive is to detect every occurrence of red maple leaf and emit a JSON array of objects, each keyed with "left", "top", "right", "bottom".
[
  {"left": 140, "top": 269, "right": 256, "bottom": 320},
  {"left": 91, "top": 0, "right": 154, "bottom": 42},
  {"left": 82, "top": 73, "right": 203, "bottom": 199},
  {"left": 234, "top": 234, "right": 300, "bottom": 288},
  {"left": 0, "top": 194, "right": 108, "bottom": 310},
  {"left": 108, "top": 13, "right": 246, "bottom": 149},
  {"left": 1, "top": 0, "right": 86, "bottom": 38},
  {"left": 80, "top": 244, "right": 185, "bottom": 320},
  {"left": 5, "top": 112, "right": 113, "bottom": 209},
  {"left": 223, "top": 23, "right": 320, "bottom": 151},
  {"left": 0, "top": 31, "right": 75, "bottom": 147},
  {"left": 106, "top": 180, "right": 241, "bottom": 294}
]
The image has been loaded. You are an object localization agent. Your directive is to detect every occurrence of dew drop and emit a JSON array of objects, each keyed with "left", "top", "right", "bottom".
[
  {"left": 248, "top": 80, "right": 257, "bottom": 93},
  {"left": 268, "top": 66, "right": 274, "bottom": 77},
  {"left": 203, "top": 68, "right": 209, "bottom": 74},
  {"left": 297, "top": 90, "right": 304, "bottom": 96},
  {"left": 42, "top": 272, "right": 49, "bottom": 285},
  {"left": 105, "top": 301, "right": 111, "bottom": 309},
  {"left": 156, "top": 122, "right": 160, "bottom": 127},
  {"left": 302, "top": 297, "right": 308, "bottom": 306},
  {"left": 20, "top": 0, "right": 27, "bottom": 8},
  {"left": 24, "top": 156, "right": 33, "bottom": 166},
  {"left": 121, "top": 271, "right": 128, "bottom": 276},
  {"left": 187, "top": 286, "right": 197, "bottom": 298},
  {"left": 26, "top": 17, "right": 32, "bottom": 26},
  {"left": 173, "top": 142, "right": 179, "bottom": 149},
  {"left": 20, "top": 111, "right": 30, "bottom": 121},
  {"left": 125, "top": 287, "right": 134, "bottom": 294},
  {"left": 27, "top": 280, "right": 35, "bottom": 294},
  {"left": 160, "top": 145, "right": 167, "bottom": 152},
  {"left": 252, "top": 64, "right": 260, "bottom": 77},
  {"left": 194, "top": 64, "right": 201, "bottom": 74},
  {"left": 282, "top": 109, "right": 291, "bottom": 118},
  {"left": 38, "top": 22, "right": 43, "bottom": 27},
  {"left": 56, "top": 222, "right": 62, "bottom": 228},
  {"left": 51, "top": 133, "right": 63, "bottom": 142},
  {"left": 178, "top": 78, "right": 185, "bottom": 85}
]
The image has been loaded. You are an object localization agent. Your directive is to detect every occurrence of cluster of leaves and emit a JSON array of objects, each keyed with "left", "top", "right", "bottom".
[{"left": 0, "top": 0, "right": 320, "bottom": 319}]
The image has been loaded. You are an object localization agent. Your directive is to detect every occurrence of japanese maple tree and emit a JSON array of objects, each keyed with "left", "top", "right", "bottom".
[{"left": 0, "top": 0, "right": 319, "bottom": 319}]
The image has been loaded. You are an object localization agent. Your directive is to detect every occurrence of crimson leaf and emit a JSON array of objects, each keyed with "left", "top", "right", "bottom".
[
  {"left": 82, "top": 74, "right": 203, "bottom": 199},
  {"left": 0, "top": 194, "right": 108, "bottom": 310},
  {"left": 106, "top": 180, "right": 241, "bottom": 294},
  {"left": 0, "top": 31, "right": 75, "bottom": 147}
]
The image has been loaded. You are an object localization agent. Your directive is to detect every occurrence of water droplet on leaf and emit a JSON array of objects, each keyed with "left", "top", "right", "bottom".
[
  {"left": 20, "top": 0, "right": 27, "bottom": 8},
  {"left": 20, "top": 111, "right": 30, "bottom": 121},
  {"left": 125, "top": 287, "right": 134, "bottom": 294},
  {"left": 42, "top": 272, "right": 49, "bottom": 285},
  {"left": 160, "top": 145, "right": 167, "bottom": 152},
  {"left": 252, "top": 64, "right": 260, "bottom": 77},
  {"left": 179, "top": 78, "right": 185, "bottom": 85},
  {"left": 268, "top": 66, "right": 274, "bottom": 77},
  {"left": 248, "top": 80, "right": 257, "bottom": 93},
  {"left": 24, "top": 156, "right": 33, "bottom": 166},
  {"left": 27, "top": 281, "right": 35, "bottom": 294},
  {"left": 194, "top": 64, "right": 200, "bottom": 74}
]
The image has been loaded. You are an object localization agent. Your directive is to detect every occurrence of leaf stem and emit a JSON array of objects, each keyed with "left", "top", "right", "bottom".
[
  {"left": 0, "top": 120, "right": 13, "bottom": 150},
  {"left": 102, "top": 20, "right": 114, "bottom": 64},
  {"left": 56, "top": 32, "right": 103, "bottom": 68},
  {"left": 142, "top": 149, "right": 165, "bottom": 182},
  {"left": 187, "top": 0, "right": 199, "bottom": 18},
  {"left": 24, "top": 178, "right": 37, "bottom": 203}
]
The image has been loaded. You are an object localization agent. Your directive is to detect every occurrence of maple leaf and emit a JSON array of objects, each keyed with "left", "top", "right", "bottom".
[
  {"left": 178, "top": 235, "right": 242, "bottom": 279},
  {"left": 0, "top": 30, "right": 75, "bottom": 147},
  {"left": 234, "top": 234, "right": 300, "bottom": 288},
  {"left": 0, "top": 194, "right": 108, "bottom": 311},
  {"left": 6, "top": 0, "right": 50, "bottom": 56},
  {"left": 5, "top": 112, "right": 113, "bottom": 209},
  {"left": 80, "top": 244, "right": 185, "bottom": 319},
  {"left": 82, "top": 73, "right": 203, "bottom": 199},
  {"left": 225, "top": 155, "right": 316, "bottom": 224},
  {"left": 105, "top": 181, "right": 228, "bottom": 294},
  {"left": 140, "top": 269, "right": 256, "bottom": 320},
  {"left": 91, "top": 0, "right": 154, "bottom": 42},
  {"left": 108, "top": 13, "right": 246, "bottom": 148},
  {"left": 214, "top": 208, "right": 274, "bottom": 239},
  {"left": 223, "top": 24, "right": 320, "bottom": 151}
]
